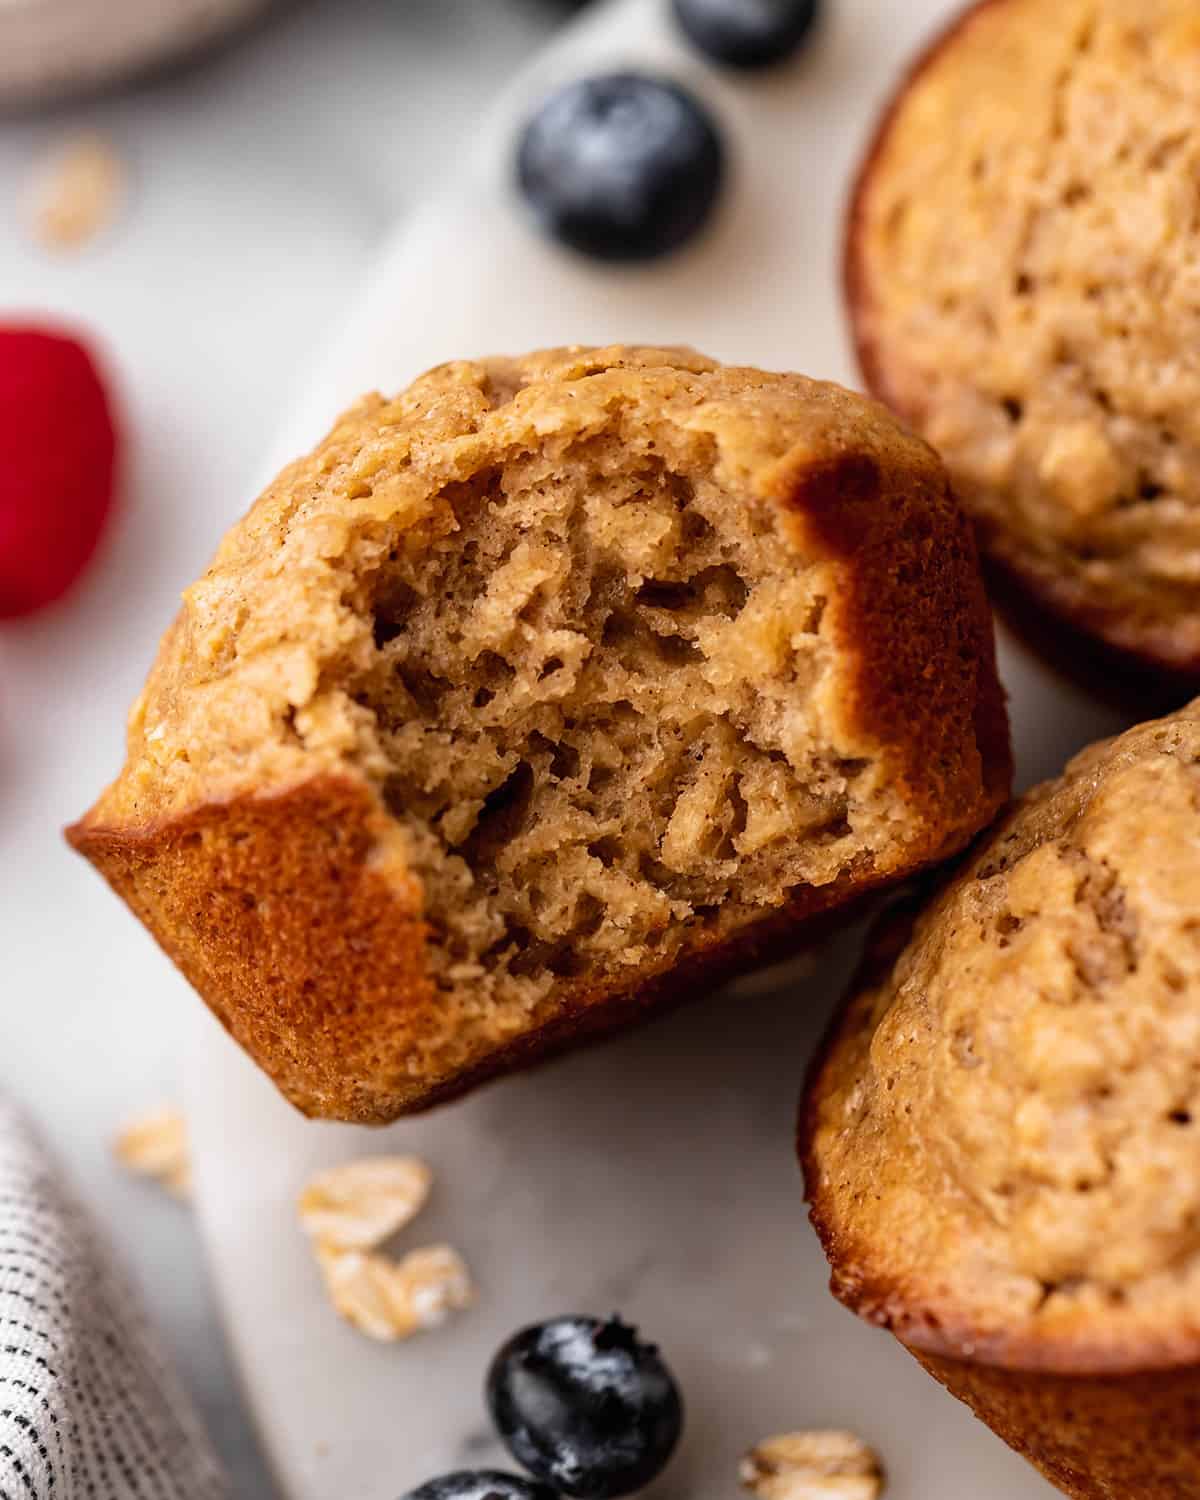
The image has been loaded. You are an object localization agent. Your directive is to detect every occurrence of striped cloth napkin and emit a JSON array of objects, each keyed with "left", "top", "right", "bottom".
[{"left": 0, "top": 1096, "right": 228, "bottom": 1498}]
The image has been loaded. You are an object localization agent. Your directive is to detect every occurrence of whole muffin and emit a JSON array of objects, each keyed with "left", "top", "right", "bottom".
[
  {"left": 70, "top": 345, "right": 1009, "bottom": 1123},
  {"left": 803, "top": 701, "right": 1200, "bottom": 1500},
  {"left": 846, "top": 0, "right": 1200, "bottom": 696}
]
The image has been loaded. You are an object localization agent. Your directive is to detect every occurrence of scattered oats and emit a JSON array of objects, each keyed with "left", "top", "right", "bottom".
[
  {"left": 298, "top": 1153, "right": 472, "bottom": 1342},
  {"left": 741, "top": 1431, "right": 885, "bottom": 1500},
  {"left": 315, "top": 1244, "right": 473, "bottom": 1342},
  {"left": 27, "top": 134, "right": 125, "bottom": 250},
  {"left": 113, "top": 1107, "right": 191, "bottom": 1201},
  {"left": 298, "top": 1155, "right": 432, "bottom": 1252}
]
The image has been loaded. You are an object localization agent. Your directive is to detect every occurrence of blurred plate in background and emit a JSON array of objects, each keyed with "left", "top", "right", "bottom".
[{"left": 0, "top": 0, "right": 275, "bottom": 107}]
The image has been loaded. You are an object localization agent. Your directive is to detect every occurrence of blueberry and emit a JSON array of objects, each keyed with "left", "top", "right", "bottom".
[
  {"left": 672, "top": 0, "right": 821, "bottom": 69},
  {"left": 402, "top": 1471, "right": 559, "bottom": 1500},
  {"left": 516, "top": 73, "right": 724, "bottom": 261},
  {"left": 486, "top": 1315, "right": 683, "bottom": 1499}
]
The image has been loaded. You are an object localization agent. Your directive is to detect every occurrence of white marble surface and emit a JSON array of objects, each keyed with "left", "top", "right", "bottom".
[
  {"left": 182, "top": 1, "right": 1128, "bottom": 1497},
  {"left": 0, "top": 2, "right": 556, "bottom": 1492}
]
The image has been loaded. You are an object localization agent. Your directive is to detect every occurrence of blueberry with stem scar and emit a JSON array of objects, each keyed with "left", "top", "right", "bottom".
[{"left": 487, "top": 1315, "right": 684, "bottom": 1499}]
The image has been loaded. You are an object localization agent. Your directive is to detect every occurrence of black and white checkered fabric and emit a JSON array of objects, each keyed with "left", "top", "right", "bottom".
[{"left": 0, "top": 1098, "right": 227, "bottom": 1499}]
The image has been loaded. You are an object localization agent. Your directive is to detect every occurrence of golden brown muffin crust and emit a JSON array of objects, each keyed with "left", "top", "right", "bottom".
[
  {"left": 913, "top": 1351, "right": 1200, "bottom": 1500},
  {"left": 847, "top": 0, "right": 1200, "bottom": 679},
  {"left": 71, "top": 345, "right": 1009, "bottom": 1121},
  {"left": 804, "top": 701, "right": 1200, "bottom": 1377}
]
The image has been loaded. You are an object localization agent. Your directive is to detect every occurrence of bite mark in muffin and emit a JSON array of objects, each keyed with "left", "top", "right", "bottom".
[{"left": 70, "top": 345, "right": 1009, "bottom": 1122}]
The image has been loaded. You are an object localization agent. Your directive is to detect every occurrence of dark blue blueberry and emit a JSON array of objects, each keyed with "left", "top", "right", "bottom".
[
  {"left": 672, "top": 0, "right": 821, "bottom": 69},
  {"left": 402, "top": 1471, "right": 559, "bottom": 1500},
  {"left": 515, "top": 73, "right": 724, "bottom": 261},
  {"left": 486, "top": 1315, "right": 683, "bottom": 1499}
]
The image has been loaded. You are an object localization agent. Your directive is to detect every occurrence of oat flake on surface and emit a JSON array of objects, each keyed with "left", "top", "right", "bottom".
[
  {"left": 297, "top": 1154, "right": 432, "bottom": 1252},
  {"left": 26, "top": 134, "right": 125, "bottom": 250},
  {"left": 112, "top": 1106, "right": 191, "bottom": 1200},
  {"left": 315, "top": 1243, "right": 473, "bottom": 1342},
  {"left": 741, "top": 1430, "right": 886, "bottom": 1500}
]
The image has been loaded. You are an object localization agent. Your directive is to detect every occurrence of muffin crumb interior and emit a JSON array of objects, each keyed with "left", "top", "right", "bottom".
[{"left": 346, "top": 411, "right": 870, "bottom": 1014}]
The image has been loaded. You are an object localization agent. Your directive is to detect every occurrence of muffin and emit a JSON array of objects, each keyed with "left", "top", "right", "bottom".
[
  {"left": 803, "top": 701, "right": 1200, "bottom": 1499},
  {"left": 70, "top": 345, "right": 1009, "bottom": 1123},
  {"left": 846, "top": 0, "right": 1200, "bottom": 697}
]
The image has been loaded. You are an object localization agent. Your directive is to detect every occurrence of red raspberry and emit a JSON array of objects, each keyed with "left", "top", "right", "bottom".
[{"left": 0, "top": 326, "right": 119, "bottom": 619}]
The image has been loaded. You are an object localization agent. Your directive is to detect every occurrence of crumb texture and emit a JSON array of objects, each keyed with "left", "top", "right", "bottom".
[
  {"left": 71, "top": 345, "right": 1007, "bottom": 1119},
  {"left": 806, "top": 700, "right": 1200, "bottom": 1372},
  {"left": 850, "top": 0, "right": 1200, "bottom": 667}
]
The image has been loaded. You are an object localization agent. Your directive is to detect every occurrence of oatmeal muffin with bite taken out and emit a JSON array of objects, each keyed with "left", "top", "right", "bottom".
[{"left": 70, "top": 345, "right": 1009, "bottom": 1122}]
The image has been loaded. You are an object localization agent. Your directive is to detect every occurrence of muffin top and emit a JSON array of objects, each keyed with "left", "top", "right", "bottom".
[
  {"left": 847, "top": 0, "right": 1200, "bottom": 671},
  {"left": 89, "top": 343, "right": 995, "bottom": 832},
  {"left": 805, "top": 701, "right": 1200, "bottom": 1374}
]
